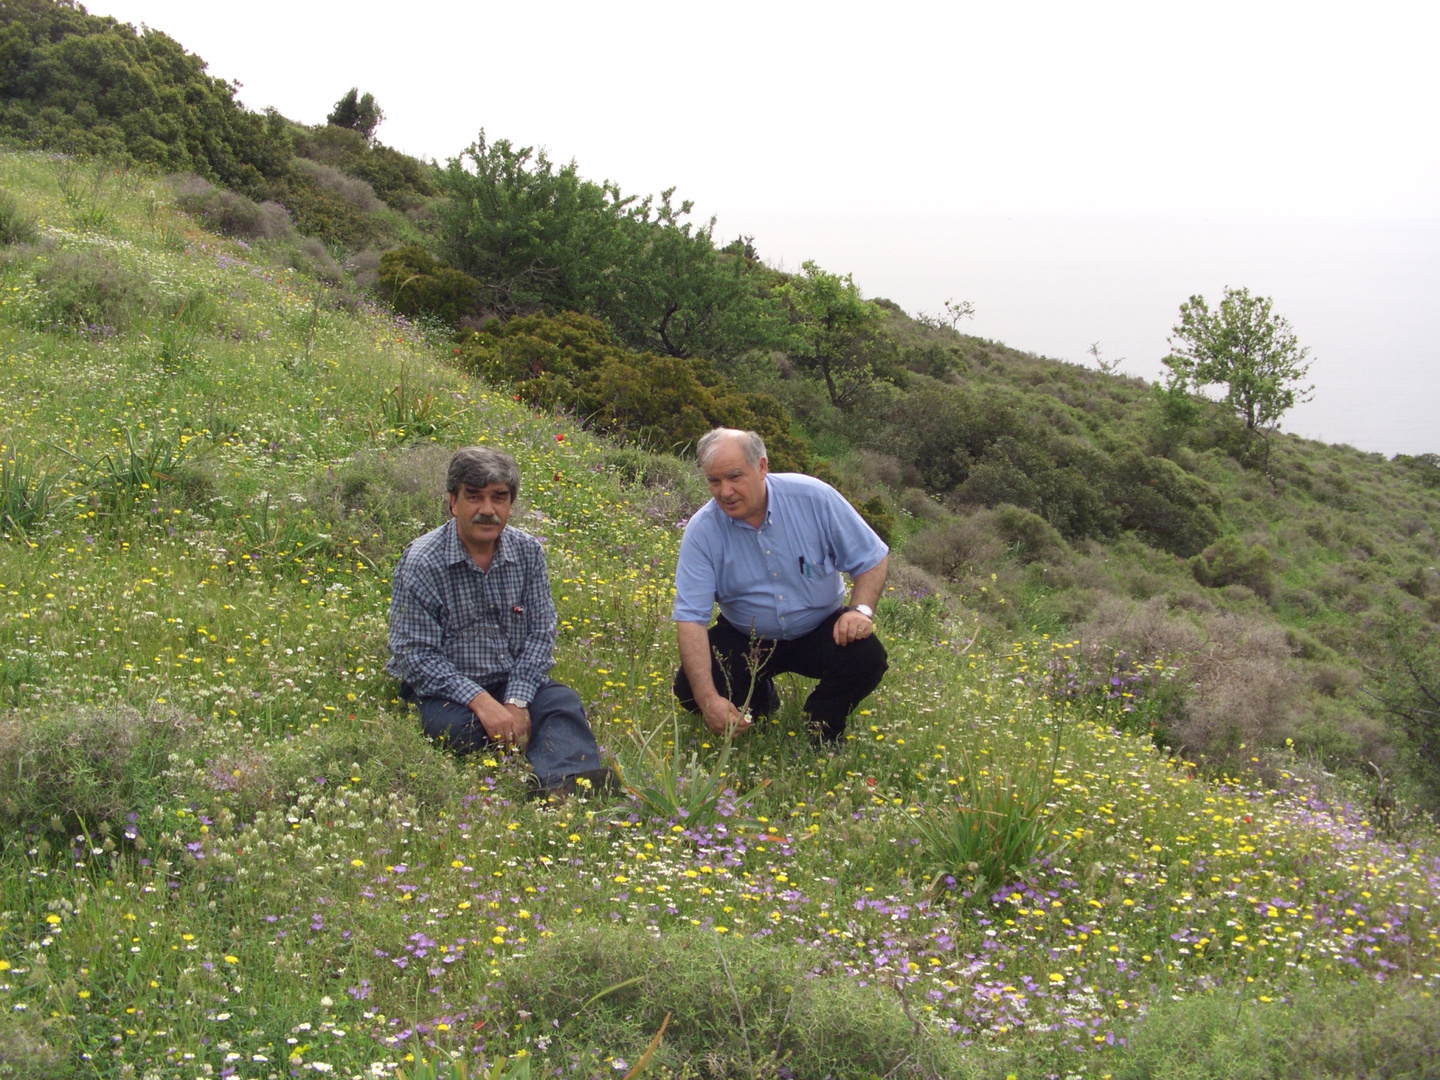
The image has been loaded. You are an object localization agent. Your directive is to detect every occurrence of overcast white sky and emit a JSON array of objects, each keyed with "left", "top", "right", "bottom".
[{"left": 92, "top": 0, "right": 1440, "bottom": 453}]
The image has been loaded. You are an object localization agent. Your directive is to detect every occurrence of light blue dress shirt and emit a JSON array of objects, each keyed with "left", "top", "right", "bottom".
[{"left": 671, "top": 473, "right": 889, "bottom": 640}]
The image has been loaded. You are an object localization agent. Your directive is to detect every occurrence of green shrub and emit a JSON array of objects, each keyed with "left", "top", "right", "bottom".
[
  {"left": 456, "top": 312, "right": 810, "bottom": 471},
  {"left": 292, "top": 123, "right": 435, "bottom": 209},
  {"left": 0, "top": 1, "right": 289, "bottom": 187},
  {"left": 0, "top": 188, "right": 38, "bottom": 245},
  {"left": 32, "top": 248, "right": 154, "bottom": 331},
  {"left": 1190, "top": 535, "right": 1274, "bottom": 600},
  {"left": 1115, "top": 977, "right": 1440, "bottom": 1079},
  {"left": 503, "top": 925, "right": 976, "bottom": 1079},
  {"left": 904, "top": 512, "right": 1005, "bottom": 581},
  {"left": 376, "top": 244, "right": 485, "bottom": 323},
  {"left": 991, "top": 502, "right": 1068, "bottom": 564},
  {"left": 1111, "top": 448, "right": 1222, "bottom": 557}
]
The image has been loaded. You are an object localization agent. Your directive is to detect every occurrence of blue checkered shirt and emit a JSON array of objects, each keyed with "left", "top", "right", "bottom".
[{"left": 385, "top": 519, "right": 557, "bottom": 705}]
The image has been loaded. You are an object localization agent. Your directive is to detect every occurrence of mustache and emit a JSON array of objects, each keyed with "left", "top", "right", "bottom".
[{"left": 469, "top": 512, "right": 504, "bottom": 526}]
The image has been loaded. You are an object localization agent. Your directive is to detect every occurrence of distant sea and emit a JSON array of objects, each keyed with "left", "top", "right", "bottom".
[{"left": 729, "top": 214, "right": 1439, "bottom": 458}]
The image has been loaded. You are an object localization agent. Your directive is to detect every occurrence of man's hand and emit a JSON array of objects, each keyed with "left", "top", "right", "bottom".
[
  {"left": 699, "top": 693, "right": 751, "bottom": 735},
  {"left": 469, "top": 691, "right": 530, "bottom": 748},
  {"left": 833, "top": 609, "right": 874, "bottom": 646}
]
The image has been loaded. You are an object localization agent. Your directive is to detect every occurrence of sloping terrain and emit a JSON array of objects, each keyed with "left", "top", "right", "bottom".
[{"left": 1, "top": 153, "right": 1437, "bottom": 1079}]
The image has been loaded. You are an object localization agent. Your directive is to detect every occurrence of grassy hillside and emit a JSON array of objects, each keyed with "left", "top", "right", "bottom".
[{"left": 1, "top": 153, "right": 1438, "bottom": 1079}]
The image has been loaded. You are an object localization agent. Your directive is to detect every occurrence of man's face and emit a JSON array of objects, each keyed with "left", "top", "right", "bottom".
[
  {"left": 704, "top": 440, "right": 768, "bottom": 527},
  {"left": 449, "top": 481, "right": 513, "bottom": 550}
]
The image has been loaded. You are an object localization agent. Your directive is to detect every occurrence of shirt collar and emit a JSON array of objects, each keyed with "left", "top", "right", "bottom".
[{"left": 443, "top": 518, "right": 516, "bottom": 567}]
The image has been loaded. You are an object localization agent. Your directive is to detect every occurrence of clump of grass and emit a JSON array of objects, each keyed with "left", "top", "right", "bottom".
[
  {"left": 613, "top": 711, "right": 769, "bottom": 828},
  {"left": 0, "top": 702, "right": 191, "bottom": 832},
  {"left": 915, "top": 746, "right": 1067, "bottom": 900},
  {"left": 0, "top": 187, "right": 38, "bottom": 246},
  {"left": 1114, "top": 977, "right": 1440, "bottom": 1079},
  {"left": 506, "top": 926, "right": 975, "bottom": 1079},
  {"left": 55, "top": 158, "right": 129, "bottom": 231},
  {"left": 0, "top": 449, "right": 65, "bottom": 537}
]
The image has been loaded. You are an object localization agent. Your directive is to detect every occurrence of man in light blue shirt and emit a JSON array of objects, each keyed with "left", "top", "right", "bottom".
[{"left": 672, "top": 428, "right": 889, "bottom": 744}]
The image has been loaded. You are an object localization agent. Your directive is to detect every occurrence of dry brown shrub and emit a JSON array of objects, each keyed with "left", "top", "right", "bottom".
[
  {"left": 906, "top": 510, "right": 1005, "bottom": 581},
  {"left": 292, "top": 159, "right": 384, "bottom": 214},
  {"left": 0, "top": 703, "right": 191, "bottom": 829},
  {"left": 1077, "top": 598, "right": 1305, "bottom": 761},
  {"left": 886, "top": 557, "right": 945, "bottom": 600}
]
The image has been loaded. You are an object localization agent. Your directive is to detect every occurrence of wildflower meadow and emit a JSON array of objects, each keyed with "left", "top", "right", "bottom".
[{"left": 1, "top": 152, "right": 1437, "bottom": 1079}]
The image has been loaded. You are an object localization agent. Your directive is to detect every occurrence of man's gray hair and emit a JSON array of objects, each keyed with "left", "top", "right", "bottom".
[
  {"left": 446, "top": 446, "right": 520, "bottom": 501},
  {"left": 697, "top": 428, "right": 767, "bottom": 470}
]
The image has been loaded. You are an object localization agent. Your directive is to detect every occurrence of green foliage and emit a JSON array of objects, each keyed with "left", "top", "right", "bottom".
[
  {"left": 0, "top": 449, "right": 64, "bottom": 537},
  {"left": 778, "top": 261, "right": 900, "bottom": 409},
  {"left": 377, "top": 243, "right": 485, "bottom": 323},
  {"left": 1114, "top": 978, "right": 1440, "bottom": 1080},
  {"left": 1111, "top": 449, "right": 1222, "bottom": 557},
  {"left": 1163, "top": 286, "right": 1313, "bottom": 434},
  {"left": 262, "top": 162, "right": 404, "bottom": 250},
  {"left": 914, "top": 746, "right": 1067, "bottom": 899},
  {"left": 455, "top": 312, "right": 810, "bottom": 470},
  {"left": 1189, "top": 535, "right": 1274, "bottom": 600},
  {"left": 613, "top": 713, "right": 770, "bottom": 828},
  {"left": 326, "top": 87, "right": 384, "bottom": 141},
  {"left": 435, "top": 134, "right": 784, "bottom": 358},
  {"left": 171, "top": 174, "right": 293, "bottom": 240},
  {"left": 1369, "top": 607, "right": 1440, "bottom": 808},
  {"left": 0, "top": 0, "right": 289, "bottom": 188},
  {"left": 506, "top": 927, "right": 976, "bottom": 1078},
  {"left": 292, "top": 122, "right": 435, "bottom": 210},
  {"left": 0, "top": 187, "right": 38, "bottom": 245}
]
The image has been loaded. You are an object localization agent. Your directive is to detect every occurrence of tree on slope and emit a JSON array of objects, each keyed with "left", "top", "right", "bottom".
[{"left": 1162, "top": 286, "right": 1313, "bottom": 477}]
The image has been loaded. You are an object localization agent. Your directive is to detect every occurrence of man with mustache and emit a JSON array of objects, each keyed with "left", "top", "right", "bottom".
[
  {"left": 672, "top": 427, "right": 889, "bottom": 746},
  {"left": 385, "top": 446, "right": 614, "bottom": 799}
]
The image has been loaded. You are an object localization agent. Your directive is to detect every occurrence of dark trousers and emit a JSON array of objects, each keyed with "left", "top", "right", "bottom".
[
  {"left": 672, "top": 610, "right": 888, "bottom": 740},
  {"left": 401, "top": 678, "right": 602, "bottom": 788}
]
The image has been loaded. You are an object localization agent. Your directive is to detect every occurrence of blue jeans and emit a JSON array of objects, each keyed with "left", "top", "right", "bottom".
[{"left": 402, "top": 679, "right": 603, "bottom": 789}]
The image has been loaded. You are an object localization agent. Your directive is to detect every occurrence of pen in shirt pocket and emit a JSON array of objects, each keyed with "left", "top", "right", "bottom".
[{"left": 798, "top": 556, "right": 809, "bottom": 577}]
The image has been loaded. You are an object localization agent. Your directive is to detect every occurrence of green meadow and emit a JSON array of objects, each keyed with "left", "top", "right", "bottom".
[{"left": 1, "top": 152, "right": 1437, "bottom": 1079}]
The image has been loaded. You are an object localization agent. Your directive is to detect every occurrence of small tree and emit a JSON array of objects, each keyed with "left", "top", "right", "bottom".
[
  {"left": 1162, "top": 286, "right": 1313, "bottom": 477},
  {"left": 327, "top": 88, "right": 384, "bottom": 141},
  {"left": 778, "top": 261, "right": 898, "bottom": 410}
]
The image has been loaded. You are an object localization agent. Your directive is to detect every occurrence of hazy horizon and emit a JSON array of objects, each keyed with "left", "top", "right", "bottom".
[{"left": 729, "top": 212, "right": 1438, "bottom": 457}]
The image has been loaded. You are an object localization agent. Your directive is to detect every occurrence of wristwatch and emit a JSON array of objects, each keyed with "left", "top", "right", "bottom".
[
  {"left": 850, "top": 604, "right": 874, "bottom": 620},
  {"left": 504, "top": 697, "right": 529, "bottom": 710}
]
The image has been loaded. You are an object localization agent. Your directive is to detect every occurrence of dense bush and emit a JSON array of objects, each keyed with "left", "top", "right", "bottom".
[
  {"left": 0, "top": 0, "right": 289, "bottom": 189},
  {"left": 1111, "top": 448, "right": 1222, "bottom": 556},
  {"left": 171, "top": 174, "right": 292, "bottom": 240},
  {"left": 436, "top": 134, "right": 786, "bottom": 358},
  {"left": 1190, "top": 534, "right": 1274, "bottom": 600},
  {"left": 292, "top": 122, "right": 435, "bottom": 210},
  {"left": 375, "top": 243, "right": 486, "bottom": 323},
  {"left": 456, "top": 311, "right": 810, "bottom": 470},
  {"left": 262, "top": 164, "right": 404, "bottom": 250}
]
